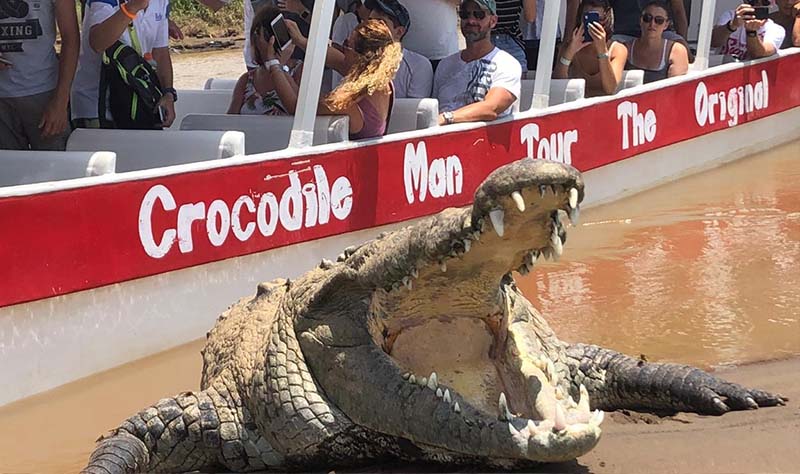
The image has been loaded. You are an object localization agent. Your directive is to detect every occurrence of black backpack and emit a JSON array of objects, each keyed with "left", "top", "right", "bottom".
[{"left": 98, "top": 29, "right": 164, "bottom": 129}]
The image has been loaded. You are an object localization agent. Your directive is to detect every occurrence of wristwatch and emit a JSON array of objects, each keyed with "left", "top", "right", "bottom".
[
  {"left": 163, "top": 87, "right": 178, "bottom": 103},
  {"left": 442, "top": 111, "right": 455, "bottom": 125},
  {"left": 746, "top": 30, "right": 758, "bottom": 37}
]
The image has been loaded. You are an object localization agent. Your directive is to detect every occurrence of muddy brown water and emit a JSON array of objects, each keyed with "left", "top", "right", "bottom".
[{"left": 1, "top": 141, "right": 798, "bottom": 473}]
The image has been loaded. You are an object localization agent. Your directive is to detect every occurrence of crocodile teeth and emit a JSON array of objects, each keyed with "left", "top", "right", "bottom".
[
  {"left": 401, "top": 372, "right": 410, "bottom": 380},
  {"left": 418, "top": 377, "right": 427, "bottom": 387},
  {"left": 440, "top": 261, "right": 447, "bottom": 272},
  {"left": 463, "top": 239, "right": 471, "bottom": 252},
  {"left": 489, "top": 210, "right": 505, "bottom": 237},
  {"left": 590, "top": 409, "right": 605, "bottom": 426},
  {"left": 443, "top": 389, "right": 452, "bottom": 404},
  {"left": 551, "top": 228, "right": 563, "bottom": 257},
  {"left": 427, "top": 372, "right": 438, "bottom": 390},
  {"left": 409, "top": 375, "right": 416, "bottom": 384},
  {"left": 569, "top": 187, "right": 579, "bottom": 209},
  {"left": 569, "top": 205, "right": 580, "bottom": 225},
  {"left": 498, "top": 392, "right": 512, "bottom": 421},
  {"left": 436, "top": 388, "right": 443, "bottom": 398},
  {"left": 403, "top": 277, "right": 412, "bottom": 290},
  {"left": 518, "top": 265, "right": 529, "bottom": 276},
  {"left": 541, "top": 247, "right": 552, "bottom": 261},
  {"left": 527, "top": 252, "right": 537, "bottom": 266},
  {"left": 527, "top": 419, "right": 538, "bottom": 432},
  {"left": 453, "top": 402, "right": 461, "bottom": 413},
  {"left": 539, "top": 185, "right": 547, "bottom": 198},
  {"left": 511, "top": 191, "right": 526, "bottom": 212},
  {"left": 554, "top": 403, "right": 567, "bottom": 431},
  {"left": 546, "top": 360, "right": 557, "bottom": 384},
  {"left": 578, "top": 385, "right": 591, "bottom": 415}
]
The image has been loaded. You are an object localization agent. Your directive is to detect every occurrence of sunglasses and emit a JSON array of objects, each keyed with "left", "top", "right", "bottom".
[
  {"left": 459, "top": 9, "right": 487, "bottom": 20},
  {"left": 641, "top": 13, "right": 667, "bottom": 24}
]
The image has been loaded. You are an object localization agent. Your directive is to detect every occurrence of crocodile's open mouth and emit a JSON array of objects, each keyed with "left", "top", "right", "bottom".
[{"left": 352, "top": 159, "right": 603, "bottom": 462}]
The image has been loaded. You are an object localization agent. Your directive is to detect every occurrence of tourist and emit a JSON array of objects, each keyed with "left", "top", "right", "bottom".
[
  {"left": 272, "top": 18, "right": 401, "bottom": 139},
  {"left": 400, "top": 0, "right": 461, "bottom": 72},
  {"left": 0, "top": 0, "right": 79, "bottom": 150},
  {"left": 227, "top": 6, "right": 302, "bottom": 115},
  {"left": 492, "top": 0, "right": 536, "bottom": 70},
  {"left": 769, "top": 0, "right": 800, "bottom": 48},
  {"left": 565, "top": 0, "right": 688, "bottom": 44},
  {"left": 521, "top": 0, "right": 562, "bottom": 72},
  {"left": 71, "top": 0, "right": 177, "bottom": 128},
  {"left": 624, "top": 1, "right": 689, "bottom": 83},
  {"left": 711, "top": 1, "right": 785, "bottom": 60},
  {"left": 433, "top": 0, "right": 522, "bottom": 125},
  {"left": 366, "top": 0, "right": 433, "bottom": 98},
  {"left": 554, "top": 0, "right": 628, "bottom": 97}
]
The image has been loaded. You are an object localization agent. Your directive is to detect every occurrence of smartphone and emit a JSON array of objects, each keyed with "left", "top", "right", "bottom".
[
  {"left": 0, "top": 57, "right": 13, "bottom": 67},
  {"left": 583, "top": 11, "right": 601, "bottom": 42},
  {"left": 269, "top": 13, "right": 293, "bottom": 54},
  {"left": 753, "top": 6, "right": 769, "bottom": 19}
]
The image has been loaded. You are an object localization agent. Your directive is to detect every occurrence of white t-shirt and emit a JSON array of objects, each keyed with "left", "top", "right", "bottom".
[
  {"left": 400, "top": 0, "right": 460, "bottom": 60},
  {"left": 0, "top": 0, "right": 58, "bottom": 97},
  {"left": 433, "top": 47, "right": 522, "bottom": 118},
  {"left": 71, "top": 0, "right": 169, "bottom": 119},
  {"left": 715, "top": 10, "right": 785, "bottom": 60},
  {"left": 393, "top": 48, "right": 433, "bottom": 98}
]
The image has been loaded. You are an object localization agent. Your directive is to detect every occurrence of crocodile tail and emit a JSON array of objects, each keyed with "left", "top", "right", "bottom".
[{"left": 81, "top": 385, "right": 244, "bottom": 473}]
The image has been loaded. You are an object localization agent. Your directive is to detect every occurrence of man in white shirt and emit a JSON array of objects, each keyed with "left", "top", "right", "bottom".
[
  {"left": 711, "top": 1, "right": 786, "bottom": 60},
  {"left": 433, "top": 0, "right": 521, "bottom": 125},
  {"left": 366, "top": 0, "right": 433, "bottom": 98}
]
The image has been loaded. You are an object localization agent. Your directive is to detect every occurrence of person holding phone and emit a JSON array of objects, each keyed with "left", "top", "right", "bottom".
[
  {"left": 0, "top": 0, "right": 79, "bottom": 150},
  {"left": 227, "top": 6, "right": 301, "bottom": 115},
  {"left": 711, "top": 1, "right": 785, "bottom": 60},
  {"left": 769, "top": 0, "right": 800, "bottom": 48},
  {"left": 554, "top": 0, "right": 627, "bottom": 97},
  {"left": 270, "top": 18, "right": 401, "bottom": 140},
  {"left": 623, "top": 0, "right": 688, "bottom": 83}
]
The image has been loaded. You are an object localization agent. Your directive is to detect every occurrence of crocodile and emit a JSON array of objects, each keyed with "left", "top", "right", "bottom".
[{"left": 82, "top": 158, "right": 786, "bottom": 473}]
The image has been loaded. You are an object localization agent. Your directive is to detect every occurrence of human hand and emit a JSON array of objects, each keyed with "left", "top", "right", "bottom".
[
  {"left": 157, "top": 95, "right": 175, "bottom": 127},
  {"left": 731, "top": 3, "right": 755, "bottom": 29},
  {"left": 587, "top": 20, "right": 608, "bottom": 55},
  {"left": 793, "top": 2, "right": 800, "bottom": 17},
  {"left": 565, "top": 25, "right": 591, "bottom": 58},
  {"left": 38, "top": 99, "right": 69, "bottom": 137},
  {"left": 285, "top": 19, "right": 304, "bottom": 43},
  {"left": 262, "top": 35, "right": 279, "bottom": 61},
  {"left": 744, "top": 18, "right": 766, "bottom": 31},
  {"left": 168, "top": 18, "right": 184, "bottom": 39}
]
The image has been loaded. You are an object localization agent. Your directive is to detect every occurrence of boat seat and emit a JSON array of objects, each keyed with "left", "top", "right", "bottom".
[
  {"left": 179, "top": 113, "right": 349, "bottom": 154},
  {"left": 387, "top": 98, "right": 439, "bottom": 134},
  {"left": 0, "top": 150, "right": 116, "bottom": 187},
  {"left": 66, "top": 129, "right": 244, "bottom": 172},
  {"left": 616, "top": 69, "right": 644, "bottom": 93},
  {"left": 203, "top": 77, "right": 239, "bottom": 90},
  {"left": 170, "top": 89, "right": 233, "bottom": 130},
  {"left": 518, "top": 78, "right": 587, "bottom": 111}
]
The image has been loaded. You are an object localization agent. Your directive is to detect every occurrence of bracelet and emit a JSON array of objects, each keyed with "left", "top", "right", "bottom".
[
  {"left": 726, "top": 20, "right": 737, "bottom": 32},
  {"left": 120, "top": 2, "right": 137, "bottom": 20},
  {"left": 559, "top": 56, "right": 572, "bottom": 66},
  {"left": 597, "top": 52, "right": 609, "bottom": 60},
  {"left": 746, "top": 30, "right": 758, "bottom": 37},
  {"left": 263, "top": 59, "right": 280, "bottom": 69}
]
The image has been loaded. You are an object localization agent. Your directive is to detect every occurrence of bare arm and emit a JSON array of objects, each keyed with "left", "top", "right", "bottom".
[
  {"left": 564, "top": 0, "right": 580, "bottom": 42},
  {"left": 670, "top": 0, "right": 688, "bottom": 38},
  {"left": 285, "top": 20, "right": 349, "bottom": 74},
  {"left": 667, "top": 41, "right": 689, "bottom": 77},
  {"left": 553, "top": 26, "right": 588, "bottom": 79},
  {"left": 151, "top": 46, "right": 175, "bottom": 126},
  {"left": 39, "top": 0, "right": 79, "bottom": 136},
  {"left": 592, "top": 41, "right": 626, "bottom": 95},
  {"left": 793, "top": 5, "right": 800, "bottom": 46},
  {"left": 712, "top": 5, "right": 749, "bottom": 47},
  {"left": 226, "top": 74, "right": 248, "bottom": 114},
  {"left": 744, "top": 22, "right": 777, "bottom": 58},
  {"left": 88, "top": 0, "right": 149, "bottom": 53},
  {"left": 522, "top": 0, "right": 536, "bottom": 24},
  {"left": 437, "top": 87, "right": 516, "bottom": 125}
]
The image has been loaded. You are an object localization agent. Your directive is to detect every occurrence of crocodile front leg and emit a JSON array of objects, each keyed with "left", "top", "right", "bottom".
[{"left": 564, "top": 343, "right": 788, "bottom": 415}]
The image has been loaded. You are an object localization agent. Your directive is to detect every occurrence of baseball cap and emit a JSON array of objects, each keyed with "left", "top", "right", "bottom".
[
  {"left": 365, "top": 0, "right": 411, "bottom": 29},
  {"left": 460, "top": 0, "right": 497, "bottom": 15}
]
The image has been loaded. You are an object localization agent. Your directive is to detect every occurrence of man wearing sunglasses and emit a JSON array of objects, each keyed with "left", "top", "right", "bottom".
[
  {"left": 432, "top": 0, "right": 521, "bottom": 126},
  {"left": 365, "top": 0, "right": 433, "bottom": 98},
  {"left": 711, "top": 0, "right": 785, "bottom": 60}
]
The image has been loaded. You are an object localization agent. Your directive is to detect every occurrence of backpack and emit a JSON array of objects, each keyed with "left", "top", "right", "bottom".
[{"left": 98, "top": 24, "right": 164, "bottom": 129}]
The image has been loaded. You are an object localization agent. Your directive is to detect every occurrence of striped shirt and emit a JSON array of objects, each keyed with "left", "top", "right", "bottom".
[{"left": 494, "top": 0, "right": 523, "bottom": 39}]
